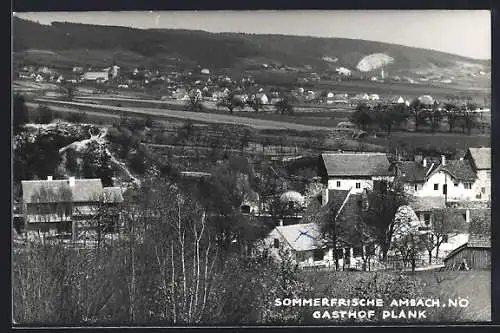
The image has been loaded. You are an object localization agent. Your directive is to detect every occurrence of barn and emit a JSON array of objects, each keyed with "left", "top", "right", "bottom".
[{"left": 443, "top": 235, "right": 490, "bottom": 270}]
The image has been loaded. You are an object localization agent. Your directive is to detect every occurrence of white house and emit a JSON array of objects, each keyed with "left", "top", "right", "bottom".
[
  {"left": 319, "top": 152, "right": 393, "bottom": 193},
  {"left": 464, "top": 147, "right": 491, "bottom": 202},
  {"left": 82, "top": 71, "right": 109, "bottom": 82},
  {"left": 261, "top": 188, "right": 379, "bottom": 270},
  {"left": 369, "top": 94, "right": 380, "bottom": 101},
  {"left": 398, "top": 150, "right": 489, "bottom": 203},
  {"left": 21, "top": 177, "right": 123, "bottom": 241},
  {"left": 201, "top": 68, "right": 210, "bottom": 75}
]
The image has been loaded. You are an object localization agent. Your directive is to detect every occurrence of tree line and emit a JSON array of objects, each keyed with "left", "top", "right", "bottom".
[
  {"left": 187, "top": 88, "right": 295, "bottom": 115},
  {"left": 351, "top": 98, "right": 485, "bottom": 136}
]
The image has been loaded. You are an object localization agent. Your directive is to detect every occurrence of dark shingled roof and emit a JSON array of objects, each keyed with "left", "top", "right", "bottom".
[
  {"left": 440, "top": 160, "right": 477, "bottom": 182},
  {"left": 398, "top": 161, "right": 429, "bottom": 183},
  {"left": 22, "top": 179, "right": 104, "bottom": 204},
  {"left": 321, "top": 153, "right": 391, "bottom": 177},
  {"left": 467, "top": 147, "right": 491, "bottom": 170}
]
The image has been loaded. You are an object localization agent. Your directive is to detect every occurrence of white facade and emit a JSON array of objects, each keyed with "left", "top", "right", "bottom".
[
  {"left": 83, "top": 71, "right": 109, "bottom": 82},
  {"left": 327, "top": 176, "right": 393, "bottom": 194},
  {"left": 263, "top": 228, "right": 371, "bottom": 270},
  {"left": 327, "top": 178, "right": 372, "bottom": 193},
  {"left": 473, "top": 170, "right": 491, "bottom": 201},
  {"left": 412, "top": 170, "right": 475, "bottom": 202}
]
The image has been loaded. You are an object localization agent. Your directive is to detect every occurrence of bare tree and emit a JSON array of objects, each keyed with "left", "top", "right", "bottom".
[
  {"left": 363, "top": 183, "right": 410, "bottom": 262},
  {"left": 425, "top": 209, "right": 467, "bottom": 262},
  {"left": 247, "top": 96, "right": 263, "bottom": 113},
  {"left": 443, "top": 103, "right": 460, "bottom": 133}
]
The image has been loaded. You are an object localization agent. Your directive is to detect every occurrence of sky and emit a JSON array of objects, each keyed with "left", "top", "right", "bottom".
[{"left": 13, "top": 10, "right": 491, "bottom": 60}]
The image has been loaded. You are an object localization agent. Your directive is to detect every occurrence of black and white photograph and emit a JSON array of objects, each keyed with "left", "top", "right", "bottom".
[{"left": 11, "top": 10, "right": 492, "bottom": 326}]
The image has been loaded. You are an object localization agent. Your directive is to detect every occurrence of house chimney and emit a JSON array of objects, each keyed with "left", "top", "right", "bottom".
[
  {"left": 441, "top": 155, "right": 446, "bottom": 166},
  {"left": 422, "top": 158, "right": 427, "bottom": 168},
  {"left": 69, "top": 176, "right": 75, "bottom": 187},
  {"left": 322, "top": 188, "right": 329, "bottom": 206},
  {"left": 465, "top": 209, "right": 470, "bottom": 223},
  {"left": 47, "top": 175, "right": 53, "bottom": 181},
  {"left": 278, "top": 219, "right": 284, "bottom": 227}
]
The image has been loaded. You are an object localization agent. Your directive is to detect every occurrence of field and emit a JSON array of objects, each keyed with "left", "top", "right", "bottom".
[
  {"left": 250, "top": 70, "right": 489, "bottom": 104},
  {"left": 363, "top": 131, "right": 491, "bottom": 154}
]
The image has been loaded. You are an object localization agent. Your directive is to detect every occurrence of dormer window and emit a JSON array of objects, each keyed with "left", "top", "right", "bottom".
[{"left": 464, "top": 183, "right": 472, "bottom": 190}]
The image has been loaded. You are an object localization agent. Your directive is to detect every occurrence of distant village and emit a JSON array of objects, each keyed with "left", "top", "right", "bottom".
[{"left": 14, "top": 63, "right": 491, "bottom": 111}]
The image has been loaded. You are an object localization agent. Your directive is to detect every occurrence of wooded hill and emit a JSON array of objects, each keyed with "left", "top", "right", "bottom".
[{"left": 13, "top": 17, "right": 490, "bottom": 79}]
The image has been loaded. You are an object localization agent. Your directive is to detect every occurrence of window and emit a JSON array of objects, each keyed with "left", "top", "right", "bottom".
[
  {"left": 464, "top": 183, "right": 472, "bottom": 189},
  {"left": 336, "top": 181, "right": 341, "bottom": 187},
  {"left": 356, "top": 182, "right": 361, "bottom": 189},
  {"left": 424, "top": 213, "right": 431, "bottom": 225},
  {"left": 241, "top": 205, "right": 250, "bottom": 214},
  {"left": 273, "top": 238, "right": 280, "bottom": 249},
  {"left": 442, "top": 235, "right": 449, "bottom": 243},
  {"left": 481, "top": 187, "right": 486, "bottom": 194},
  {"left": 414, "top": 184, "right": 418, "bottom": 191},
  {"left": 434, "top": 184, "right": 439, "bottom": 191},
  {"left": 313, "top": 249, "right": 324, "bottom": 261},
  {"left": 454, "top": 183, "right": 459, "bottom": 187}
]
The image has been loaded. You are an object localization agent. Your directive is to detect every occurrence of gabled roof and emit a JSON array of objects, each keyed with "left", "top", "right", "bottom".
[
  {"left": 444, "top": 234, "right": 490, "bottom": 262},
  {"left": 409, "top": 196, "right": 446, "bottom": 212},
  {"left": 398, "top": 161, "right": 429, "bottom": 183},
  {"left": 275, "top": 223, "right": 323, "bottom": 252},
  {"left": 467, "top": 148, "right": 491, "bottom": 170},
  {"left": 22, "top": 179, "right": 104, "bottom": 204},
  {"left": 321, "top": 152, "right": 391, "bottom": 177},
  {"left": 439, "top": 160, "right": 477, "bottom": 182}
]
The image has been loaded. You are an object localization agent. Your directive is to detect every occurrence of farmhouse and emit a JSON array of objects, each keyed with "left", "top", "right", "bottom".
[
  {"left": 318, "top": 152, "right": 393, "bottom": 193},
  {"left": 82, "top": 71, "right": 109, "bottom": 82},
  {"left": 464, "top": 147, "right": 491, "bottom": 201},
  {"left": 398, "top": 151, "right": 489, "bottom": 203},
  {"left": 262, "top": 188, "right": 378, "bottom": 270},
  {"left": 21, "top": 177, "right": 123, "bottom": 241}
]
